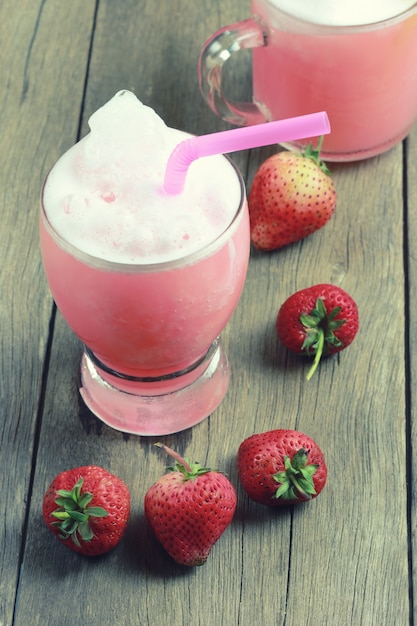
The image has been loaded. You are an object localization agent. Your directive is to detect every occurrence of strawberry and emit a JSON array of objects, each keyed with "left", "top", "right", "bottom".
[
  {"left": 144, "top": 443, "right": 236, "bottom": 566},
  {"left": 237, "top": 429, "right": 327, "bottom": 506},
  {"left": 43, "top": 465, "right": 130, "bottom": 556},
  {"left": 276, "top": 283, "right": 359, "bottom": 379},
  {"left": 248, "top": 140, "right": 336, "bottom": 250}
]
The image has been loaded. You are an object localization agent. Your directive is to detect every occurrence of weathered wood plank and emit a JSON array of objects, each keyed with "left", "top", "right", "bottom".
[
  {"left": 0, "top": 0, "right": 96, "bottom": 624},
  {"left": 407, "top": 121, "right": 417, "bottom": 626},
  {"left": 78, "top": 0, "right": 250, "bottom": 137},
  {"left": 268, "top": 148, "right": 409, "bottom": 625}
]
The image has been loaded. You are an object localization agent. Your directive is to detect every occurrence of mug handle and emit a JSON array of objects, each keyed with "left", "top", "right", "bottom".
[{"left": 198, "top": 17, "right": 270, "bottom": 126}]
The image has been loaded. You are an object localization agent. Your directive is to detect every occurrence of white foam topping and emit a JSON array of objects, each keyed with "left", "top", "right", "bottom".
[
  {"left": 43, "top": 91, "right": 241, "bottom": 264},
  {"left": 271, "top": 0, "right": 416, "bottom": 26}
]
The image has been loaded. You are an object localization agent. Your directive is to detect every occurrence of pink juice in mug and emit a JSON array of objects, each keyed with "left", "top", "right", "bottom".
[
  {"left": 252, "top": 0, "right": 417, "bottom": 159},
  {"left": 40, "top": 91, "right": 249, "bottom": 401}
]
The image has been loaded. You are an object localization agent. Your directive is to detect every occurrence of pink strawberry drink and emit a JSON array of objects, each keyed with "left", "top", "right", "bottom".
[
  {"left": 251, "top": 0, "right": 417, "bottom": 159},
  {"left": 198, "top": 0, "right": 417, "bottom": 160},
  {"left": 40, "top": 91, "right": 250, "bottom": 435}
]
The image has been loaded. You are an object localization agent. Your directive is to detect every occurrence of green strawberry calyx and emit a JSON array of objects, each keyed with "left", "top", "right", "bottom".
[
  {"left": 155, "top": 442, "right": 211, "bottom": 480},
  {"left": 300, "top": 297, "right": 346, "bottom": 380},
  {"left": 51, "top": 478, "right": 108, "bottom": 547},
  {"left": 273, "top": 448, "right": 318, "bottom": 501},
  {"left": 302, "top": 135, "right": 331, "bottom": 176}
]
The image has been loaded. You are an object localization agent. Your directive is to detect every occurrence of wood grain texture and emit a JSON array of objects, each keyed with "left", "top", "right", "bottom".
[
  {"left": 408, "top": 122, "right": 417, "bottom": 626},
  {"left": 1, "top": 0, "right": 413, "bottom": 624},
  {"left": 0, "top": 1, "right": 96, "bottom": 624}
]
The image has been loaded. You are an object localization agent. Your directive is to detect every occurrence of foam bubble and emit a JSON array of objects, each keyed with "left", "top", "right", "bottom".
[
  {"left": 43, "top": 91, "right": 241, "bottom": 264},
  {"left": 272, "top": 0, "right": 416, "bottom": 25}
]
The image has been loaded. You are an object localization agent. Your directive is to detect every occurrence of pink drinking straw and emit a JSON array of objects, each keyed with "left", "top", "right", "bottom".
[{"left": 163, "top": 111, "right": 330, "bottom": 194}]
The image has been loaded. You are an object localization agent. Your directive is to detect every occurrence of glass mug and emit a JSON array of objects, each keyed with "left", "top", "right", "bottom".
[
  {"left": 198, "top": 0, "right": 417, "bottom": 161},
  {"left": 40, "top": 91, "right": 250, "bottom": 437}
]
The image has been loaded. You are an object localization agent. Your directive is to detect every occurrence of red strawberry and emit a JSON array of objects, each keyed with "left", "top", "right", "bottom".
[
  {"left": 144, "top": 443, "right": 236, "bottom": 566},
  {"left": 276, "top": 283, "right": 359, "bottom": 379},
  {"left": 43, "top": 465, "right": 130, "bottom": 556},
  {"left": 237, "top": 429, "right": 327, "bottom": 506},
  {"left": 248, "top": 140, "right": 336, "bottom": 250}
]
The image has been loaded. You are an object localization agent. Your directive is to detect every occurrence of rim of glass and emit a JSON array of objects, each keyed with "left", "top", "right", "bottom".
[
  {"left": 40, "top": 155, "right": 246, "bottom": 274},
  {"left": 265, "top": 0, "right": 417, "bottom": 31}
]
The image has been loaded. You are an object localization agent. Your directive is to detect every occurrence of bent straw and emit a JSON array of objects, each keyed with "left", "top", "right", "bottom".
[{"left": 163, "top": 111, "right": 330, "bottom": 194}]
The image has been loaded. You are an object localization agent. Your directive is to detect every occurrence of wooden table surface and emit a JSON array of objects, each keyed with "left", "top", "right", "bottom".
[{"left": 1, "top": 1, "right": 416, "bottom": 625}]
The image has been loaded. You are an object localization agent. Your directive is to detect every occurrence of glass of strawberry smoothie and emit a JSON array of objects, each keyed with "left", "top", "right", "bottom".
[
  {"left": 40, "top": 91, "right": 250, "bottom": 436},
  {"left": 198, "top": 0, "right": 417, "bottom": 161}
]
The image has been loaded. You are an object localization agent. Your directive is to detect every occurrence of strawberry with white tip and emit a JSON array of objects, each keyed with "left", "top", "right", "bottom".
[{"left": 248, "top": 138, "right": 336, "bottom": 251}]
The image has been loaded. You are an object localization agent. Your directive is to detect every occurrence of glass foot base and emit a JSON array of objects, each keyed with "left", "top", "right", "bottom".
[{"left": 79, "top": 339, "right": 230, "bottom": 436}]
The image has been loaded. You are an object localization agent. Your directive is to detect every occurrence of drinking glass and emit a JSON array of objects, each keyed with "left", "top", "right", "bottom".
[
  {"left": 40, "top": 145, "right": 249, "bottom": 436},
  {"left": 198, "top": 0, "right": 417, "bottom": 161}
]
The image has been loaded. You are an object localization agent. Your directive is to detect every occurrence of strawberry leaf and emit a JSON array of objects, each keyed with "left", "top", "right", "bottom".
[
  {"left": 50, "top": 477, "right": 108, "bottom": 545},
  {"left": 68, "top": 511, "right": 89, "bottom": 523},
  {"left": 275, "top": 481, "right": 298, "bottom": 500},
  {"left": 299, "top": 298, "right": 346, "bottom": 380},
  {"left": 85, "top": 506, "right": 108, "bottom": 517},
  {"left": 51, "top": 511, "right": 70, "bottom": 521},
  {"left": 302, "top": 136, "right": 331, "bottom": 175},
  {"left": 54, "top": 496, "right": 78, "bottom": 510},
  {"left": 155, "top": 443, "right": 212, "bottom": 481},
  {"left": 272, "top": 449, "right": 318, "bottom": 502},
  {"left": 300, "top": 314, "right": 321, "bottom": 328},
  {"left": 78, "top": 521, "right": 94, "bottom": 542},
  {"left": 78, "top": 492, "right": 94, "bottom": 509}
]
